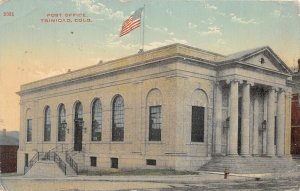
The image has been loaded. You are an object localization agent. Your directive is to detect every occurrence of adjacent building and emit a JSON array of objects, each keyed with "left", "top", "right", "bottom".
[
  {"left": 17, "top": 44, "right": 293, "bottom": 174},
  {"left": 291, "top": 59, "right": 300, "bottom": 155},
  {"left": 0, "top": 129, "right": 19, "bottom": 173}
]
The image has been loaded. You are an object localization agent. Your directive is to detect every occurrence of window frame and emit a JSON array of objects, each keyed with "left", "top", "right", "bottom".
[
  {"left": 58, "top": 104, "right": 66, "bottom": 142},
  {"left": 26, "top": 119, "right": 32, "bottom": 142},
  {"left": 149, "top": 105, "right": 162, "bottom": 142},
  {"left": 191, "top": 106, "right": 205, "bottom": 143},
  {"left": 44, "top": 106, "right": 51, "bottom": 142},
  {"left": 91, "top": 99, "right": 102, "bottom": 141},
  {"left": 112, "top": 95, "right": 124, "bottom": 142}
]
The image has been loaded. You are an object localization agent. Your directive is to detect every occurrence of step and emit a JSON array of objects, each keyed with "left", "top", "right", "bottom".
[
  {"left": 24, "top": 161, "right": 65, "bottom": 178},
  {"left": 199, "top": 156, "right": 297, "bottom": 173}
]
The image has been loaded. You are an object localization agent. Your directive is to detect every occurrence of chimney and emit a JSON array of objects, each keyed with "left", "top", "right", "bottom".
[
  {"left": 298, "top": 59, "right": 300, "bottom": 73},
  {"left": 3, "top": 129, "right": 6, "bottom": 136}
]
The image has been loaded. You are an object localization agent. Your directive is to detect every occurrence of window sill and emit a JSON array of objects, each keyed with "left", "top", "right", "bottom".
[
  {"left": 186, "top": 142, "right": 206, "bottom": 145},
  {"left": 147, "top": 141, "right": 163, "bottom": 144}
]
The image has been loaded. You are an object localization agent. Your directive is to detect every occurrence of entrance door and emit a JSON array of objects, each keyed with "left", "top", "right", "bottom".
[
  {"left": 291, "top": 127, "right": 300, "bottom": 154},
  {"left": 74, "top": 119, "right": 83, "bottom": 151},
  {"left": 238, "top": 117, "right": 242, "bottom": 155},
  {"left": 238, "top": 98, "right": 242, "bottom": 155},
  {"left": 74, "top": 101, "right": 83, "bottom": 151}
]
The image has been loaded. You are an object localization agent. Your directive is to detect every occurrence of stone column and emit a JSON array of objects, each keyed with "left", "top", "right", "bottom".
[
  {"left": 214, "top": 82, "right": 223, "bottom": 155},
  {"left": 267, "top": 87, "right": 276, "bottom": 156},
  {"left": 276, "top": 89, "right": 285, "bottom": 156},
  {"left": 252, "top": 91, "right": 259, "bottom": 156},
  {"left": 241, "top": 82, "right": 251, "bottom": 156},
  {"left": 228, "top": 79, "right": 239, "bottom": 155}
]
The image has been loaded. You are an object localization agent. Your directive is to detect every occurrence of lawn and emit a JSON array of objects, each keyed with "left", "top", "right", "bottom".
[{"left": 79, "top": 169, "right": 198, "bottom": 176}]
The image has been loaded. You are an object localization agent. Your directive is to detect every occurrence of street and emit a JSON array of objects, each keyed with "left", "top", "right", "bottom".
[{"left": 1, "top": 172, "right": 300, "bottom": 191}]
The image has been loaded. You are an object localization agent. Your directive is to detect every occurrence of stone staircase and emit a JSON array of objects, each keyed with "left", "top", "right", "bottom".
[
  {"left": 24, "top": 160, "right": 66, "bottom": 178},
  {"left": 24, "top": 151, "right": 78, "bottom": 177},
  {"left": 199, "top": 156, "right": 297, "bottom": 174}
]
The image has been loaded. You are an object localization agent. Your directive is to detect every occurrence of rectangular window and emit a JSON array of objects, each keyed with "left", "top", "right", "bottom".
[
  {"left": 146, "top": 159, "right": 156, "bottom": 166},
  {"left": 92, "top": 121, "right": 102, "bottom": 141},
  {"left": 44, "top": 124, "right": 51, "bottom": 142},
  {"left": 90, "top": 157, "right": 97, "bottom": 167},
  {"left": 27, "top": 119, "right": 32, "bottom": 142},
  {"left": 25, "top": 153, "right": 29, "bottom": 167},
  {"left": 191, "top": 106, "right": 205, "bottom": 142},
  {"left": 111, "top": 158, "right": 118, "bottom": 169},
  {"left": 149, "top": 106, "right": 161, "bottom": 141}
]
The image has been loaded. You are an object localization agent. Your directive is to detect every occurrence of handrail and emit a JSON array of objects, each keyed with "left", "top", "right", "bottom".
[
  {"left": 24, "top": 152, "right": 38, "bottom": 174},
  {"left": 66, "top": 151, "right": 78, "bottom": 175},
  {"left": 53, "top": 152, "right": 67, "bottom": 175}
]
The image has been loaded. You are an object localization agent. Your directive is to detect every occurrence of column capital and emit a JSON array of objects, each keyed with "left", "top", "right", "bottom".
[
  {"left": 267, "top": 86, "right": 277, "bottom": 92},
  {"left": 226, "top": 79, "right": 243, "bottom": 85},
  {"left": 243, "top": 80, "right": 254, "bottom": 86}
]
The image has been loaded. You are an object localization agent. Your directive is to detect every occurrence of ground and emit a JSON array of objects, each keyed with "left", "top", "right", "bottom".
[{"left": 1, "top": 171, "right": 300, "bottom": 191}]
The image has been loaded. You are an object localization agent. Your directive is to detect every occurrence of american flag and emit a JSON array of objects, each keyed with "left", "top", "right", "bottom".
[{"left": 120, "top": 8, "right": 143, "bottom": 37}]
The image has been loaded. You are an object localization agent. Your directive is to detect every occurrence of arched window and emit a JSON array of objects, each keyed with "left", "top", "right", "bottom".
[
  {"left": 44, "top": 106, "right": 51, "bottom": 141},
  {"left": 112, "top": 95, "right": 124, "bottom": 141},
  {"left": 75, "top": 102, "right": 83, "bottom": 120},
  {"left": 58, "top": 104, "right": 66, "bottom": 142},
  {"left": 92, "top": 99, "right": 102, "bottom": 141},
  {"left": 146, "top": 89, "right": 163, "bottom": 141}
]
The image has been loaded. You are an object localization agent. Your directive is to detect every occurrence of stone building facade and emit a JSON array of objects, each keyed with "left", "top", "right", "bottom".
[{"left": 17, "top": 44, "right": 293, "bottom": 174}]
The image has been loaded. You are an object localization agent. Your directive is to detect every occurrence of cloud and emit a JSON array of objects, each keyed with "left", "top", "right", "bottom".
[
  {"left": 72, "top": 0, "right": 125, "bottom": 19},
  {"left": 0, "top": 0, "right": 8, "bottom": 5},
  {"left": 272, "top": 9, "right": 281, "bottom": 17},
  {"left": 217, "top": 38, "right": 226, "bottom": 45},
  {"left": 28, "top": 25, "right": 41, "bottom": 30},
  {"left": 230, "top": 13, "right": 257, "bottom": 24},
  {"left": 201, "top": 26, "right": 222, "bottom": 36},
  {"left": 166, "top": 9, "right": 173, "bottom": 16},
  {"left": 119, "top": 0, "right": 131, "bottom": 3},
  {"left": 146, "top": 25, "right": 174, "bottom": 36},
  {"left": 188, "top": 22, "right": 198, "bottom": 29},
  {"left": 144, "top": 38, "right": 188, "bottom": 50},
  {"left": 205, "top": 3, "right": 217, "bottom": 10}
]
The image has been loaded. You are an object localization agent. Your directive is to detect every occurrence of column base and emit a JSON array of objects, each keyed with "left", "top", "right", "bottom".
[{"left": 240, "top": 154, "right": 250, "bottom": 157}]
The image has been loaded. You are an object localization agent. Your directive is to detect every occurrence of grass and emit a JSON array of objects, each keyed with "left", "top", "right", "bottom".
[
  {"left": 79, "top": 169, "right": 198, "bottom": 176},
  {"left": 0, "top": 172, "right": 21, "bottom": 177}
]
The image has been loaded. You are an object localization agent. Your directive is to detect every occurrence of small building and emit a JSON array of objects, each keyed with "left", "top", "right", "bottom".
[
  {"left": 291, "top": 59, "right": 300, "bottom": 155},
  {"left": 17, "top": 44, "right": 294, "bottom": 174},
  {"left": 0, "top": 129, "right": 19, "bottom": 173}
]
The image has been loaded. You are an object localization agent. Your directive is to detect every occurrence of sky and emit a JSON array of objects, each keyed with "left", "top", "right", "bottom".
[{"left": 0, "top": 0, "right": 299, "bottom": 131}]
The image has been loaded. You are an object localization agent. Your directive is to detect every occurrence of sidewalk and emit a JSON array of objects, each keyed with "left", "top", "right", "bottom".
[{"left": 3, "top": 171, "right": 295, "bottom": 184}]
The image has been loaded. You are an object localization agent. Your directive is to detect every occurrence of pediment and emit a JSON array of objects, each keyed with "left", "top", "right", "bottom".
[{"left": 239, "top": 48, "right": 291, "bottom": 74}]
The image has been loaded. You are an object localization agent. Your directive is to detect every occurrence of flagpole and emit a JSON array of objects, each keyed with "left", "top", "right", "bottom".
[{"left": 142, "top": 4, "right": 145, "bottom": 51}]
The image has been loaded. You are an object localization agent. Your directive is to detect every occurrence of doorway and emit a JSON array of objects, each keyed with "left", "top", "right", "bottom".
[
  {"left": 74, "top": 102, "right": 83, "bottom": 151},
  {"left": 238, "top": 98, "right": 242, "bottom": 155}
]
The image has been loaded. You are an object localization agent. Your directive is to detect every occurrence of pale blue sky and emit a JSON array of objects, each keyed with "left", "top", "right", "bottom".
[{"left": 0, "top": 0, "right": 299, "bottom": 130}]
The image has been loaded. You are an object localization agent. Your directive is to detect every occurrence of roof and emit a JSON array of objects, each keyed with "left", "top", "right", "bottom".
[
  {"left": 219, "top": 46, "right": 267, "bottom": 62},
  {"left": 219, "top": 46, "right": 292, "bottom": 74},
  {"left": 17, "top": 43, "right": 292, "bottom": 95},
  {"left": 0, "top": 134, "right": 19, "bottom": 146}
]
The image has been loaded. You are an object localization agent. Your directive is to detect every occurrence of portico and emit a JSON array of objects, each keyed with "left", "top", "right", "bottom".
[{"left": 214, "top": 80, "right": 286, "bottom": 157}]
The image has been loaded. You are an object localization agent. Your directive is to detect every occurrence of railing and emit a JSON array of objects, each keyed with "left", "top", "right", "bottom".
[
  {"left": 66, "top": 151, "right": 78, "bottom": 175},
  {"left": 54, "top": 152, "right": 67, "bottom": 175},
  {"left": 24, "top": 151, "right": 67, "bottom": 175},
  {"left": 24, "top": 152, "right": 38, "bottom": 174}
]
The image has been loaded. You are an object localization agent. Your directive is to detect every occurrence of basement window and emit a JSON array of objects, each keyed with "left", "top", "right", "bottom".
[
  {"left": 90, "top": 157, "right": 97, "bottom": 167},
  {"left": 111, "top": 158, "right": 118, "bottom": 169},
  {"left": 146, "top": 159, "right": 156, "bottom": 166}
]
